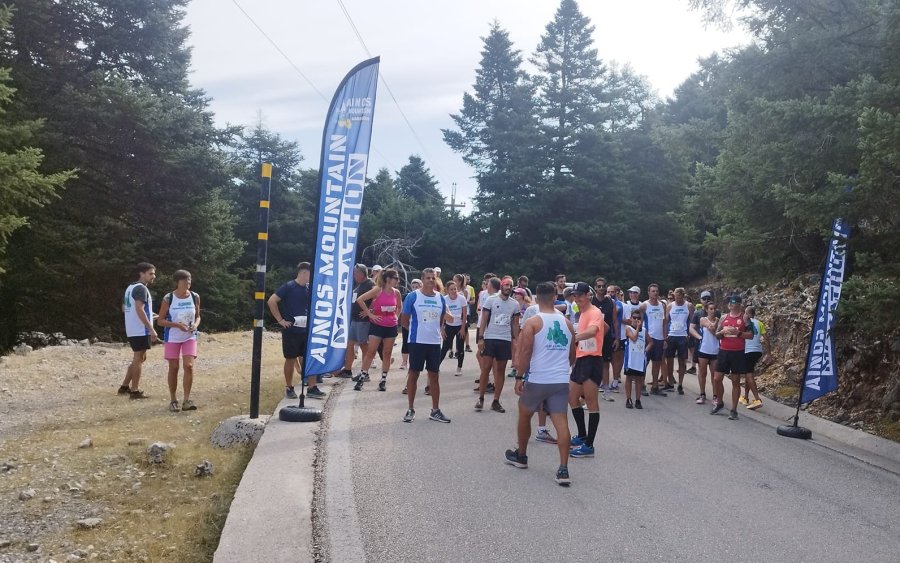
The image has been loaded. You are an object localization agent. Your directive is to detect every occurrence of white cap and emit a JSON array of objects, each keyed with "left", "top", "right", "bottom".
[
  {"left": 411, "top": 278, "right": 422, "bottom": 285},
  {"left": 434, "top": 266, "right": 442, "bottom": 273},
  {"left": 372, "top": 265, "right": 383, "bottom": 271},
  {"left": 628, "top": 286, "right": 640, "bottom": 293}
]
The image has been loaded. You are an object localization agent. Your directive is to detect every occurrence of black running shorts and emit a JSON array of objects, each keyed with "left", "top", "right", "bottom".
[
  {"left": 570, "top": 355, "right": 603, "bottom": 386},
  {"left": 716, "top": 349, "right": 746, "bottom": 375},
  {"left": 482, "top": 339, "right": 512, "bottom": 361},
  {"left": 128, "top": 335, "right": 152, "bottom": 352},
  {"left": 282, "top": 331, "right": 307, "bottom": 359},
  {"left": 408, "top": 343, "right": 441, "bottom": 373}
]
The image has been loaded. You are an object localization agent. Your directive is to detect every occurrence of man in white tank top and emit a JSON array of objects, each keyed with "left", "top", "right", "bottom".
[
  {"left": 504, "top": 282, "right": 576, "bottom": 487},
  {"left": 120, "top": 262, "right": 158, "bottom": 400}
]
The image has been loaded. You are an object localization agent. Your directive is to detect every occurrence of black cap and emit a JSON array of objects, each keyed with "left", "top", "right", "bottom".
[
  {"left": 728, "top": 294, "right": 742, "bottom": 304},
  {"left": 572, "top": 282, "right": 592, "bottom": 295}
]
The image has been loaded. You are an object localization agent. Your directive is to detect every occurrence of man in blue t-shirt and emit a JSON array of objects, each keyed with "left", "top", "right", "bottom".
[{"left": 267, "top": 262, "right": 324, "bottom": 400}]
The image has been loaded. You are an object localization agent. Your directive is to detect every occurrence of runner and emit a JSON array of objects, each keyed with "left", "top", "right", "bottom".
[
  {"left": 354, "top": 268, "right": 402, "bottom": 392},
  {"left": 711, "top": 295, "right": 752, "bottom": 420},
  {"left": 623, "top": 308, "right": 650, "bottom": 409},
  {"left": 338, "top": 264, "right": 373, "bottom": 378},
  {"left": 157, "top": 269, "right": 201, "bottom": 412},
  {"left": 504, "top": 282, "right": 576, "bottom": 486},
  {"left": 516, "top": 275, "right": 533, "bottom": 300},
  {"left": 400, "top": 277, "right": 421, "bottom": 373},
  {"left": 439, "top": 279, "right": 468, "bottom": 376},
  {"left": 608, "top": 284, "right": 625, "bottom": 392},
  {"left": 268, "top": 262, "right": 324, "bottom": 399},
  {"left": 120, "top": 262, "right": 158, "bottom": 399},
  {"left": 688, "top": 290, "right": 714, "bottom": 375},
  {"left": 689, "top": 301, "right": 720, "bottom": 405},
  {"left": 640, "top": 283, "right": 668, "bottom": 396},
  {"left": 508, "top": 287, "right": 532, "bottom": 378},
  {"left": 591, "top": 277, "right": 617, "bottom": 402},
  {"left": 568, "top": 282, "right": 605, "bottom": 458},
  {"left": 665, "top": 287, "right": 692, "bottom": 395},
  {"left": 448, "top": 274, "right": 469, "bottom": 361},
  {"left": 474, "top": 274, "right": 499, "bottom": 392},
  {"left": 476, "top": 277, "right": 520, "bottom": 413},
  {"left": 401, "top": 269, "right": 451, "bottom": 423},
  {"left": 741, "top": 305, "right": 769, "bottom": 410},
  {"left": 520, "top": 298, "right": 558, "bottom": 444},
  {"left": 554, "top": 274, "right": 567, "bottom": 312},
  {"left": 464, "top": 273, "right": 476, "bottom": 352}
]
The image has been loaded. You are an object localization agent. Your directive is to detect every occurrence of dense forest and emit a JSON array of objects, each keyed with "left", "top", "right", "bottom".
[{"left": 0, "top": 0, "right": 897, "bottom": 347}]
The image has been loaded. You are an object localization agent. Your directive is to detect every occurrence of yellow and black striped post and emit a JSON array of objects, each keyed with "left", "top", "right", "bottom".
[{"left": 250, "top": 162, "right": 273, "bottom": 419}]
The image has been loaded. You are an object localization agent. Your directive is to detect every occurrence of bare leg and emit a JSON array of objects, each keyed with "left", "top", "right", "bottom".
[
  {"left": 167, "top": 359, "right": 180, "bottom": 401},
  {"left": 698, "top": 359, "right": 709, "bottom": 396},
  {"left": 549, "top": 412, "right": 571, "bottom": 466},
  {"left": 406, "top": 370, "right": 419, "bottom": 409},
  {"left": 730, "top": 375, "right": 741, "bottom": 410},
  {"left": 516, "top": 403, "right": 534, "bottom": 453},
  {"left": 625, "top": 375, "right": 634, "bottom": 401},
  {"left": 283, "top": 358, "right": 295, "bottom": 388},
  {"left": 428, "top": 371, "right": 440, "bottom": 410},
  {"left": 124, "top": 351, "right": 147, "bottom": 391},
  {"left": 492, "top": 359, "right": 508, "bottom": 399},
  {"left": 182, "top": 356, "right": 194, "bottom": 401},
  {"left": 361, "top": 335, "right": 383, "bottom": 372},
  {"left": 746, "top": 374, "right": 760, "bottom": 400}
]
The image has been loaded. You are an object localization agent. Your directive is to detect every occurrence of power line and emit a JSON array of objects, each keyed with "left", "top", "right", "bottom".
[{"left": 333, "top": 0, "right": 449, "bottom": 186}]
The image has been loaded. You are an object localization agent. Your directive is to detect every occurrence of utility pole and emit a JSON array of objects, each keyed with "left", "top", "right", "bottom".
[{"left": 444, "top": 182, "right": 466, "bottom": 214}]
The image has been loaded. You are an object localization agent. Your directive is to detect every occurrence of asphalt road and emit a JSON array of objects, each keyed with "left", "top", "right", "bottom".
[{"left": 324, "top": 351, "right": 900, "bottom": 563}]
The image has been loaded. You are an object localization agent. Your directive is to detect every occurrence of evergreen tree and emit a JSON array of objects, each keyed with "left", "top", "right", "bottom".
[{"left": 394, "top": 155, "right": 443, "bottom": 206}]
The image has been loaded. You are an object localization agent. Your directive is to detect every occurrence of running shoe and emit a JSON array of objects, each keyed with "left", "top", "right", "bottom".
[
  {"left": 182, "top": 399, "right": 197, "bottom": 410},
  {"left": 448, "top": 351, "right": 454, "bottom": 359},
  {"left": 739, "top": 396, "right": 749, "bottom": 406},
  {"left": 504, "top": 448, "right": 528, "bottom": 468},
  {"left": 402, "top": 386, "right": 408, "bottom": 395},
  {"left": 429, "top": 409, "right": 451, "bottom": 423},
  {"left": 663, "top": 383, "right": 676, "bottom": 391},
  {"left": 641, "top": 388, "right": 650, "bottom": 397},
  {"left": 455, "top": 367, "right": 462, "bottom": 376},
  {"left": 686, "top": 366, "right": 697, "bottom": 375},
  {"left": 695, "top": 395, "right": 706, "bottom": 405},
  {"left": 728, "top": 410, "right": 739, "bottom": 420},
  {"left": 338, "top": 369, "right": 354, "bottom": 379},
  {"left": 634, "top": 400, "right": 643, "bottom": 410},
  {"left": 321, "top": 372, "right": 334, "bottom": 379},
  {"left": 748, "top": 399, "right": 763, "bottom": 410},
  {"left": 569, "top": 444, "right": 595, "bottom": 458},
  {"left": 649, "top": 388, "right": 667, "bottom": 397},
  {"left": 475, "top": 397, "right": 484, "bottom": 411},
  {"left": 424, "top": 386, "right": 430, "bottom": 396},
  {"left": 129, "top": 389, "right": 150, "bottom": 400},
  {"left": 353, "top": 379, "right": 364, "bottom": 391},
  {"left": 307, "top": 387, "right": 326, "bottom": 399},
  {"left": 285, "top": 387, "right": 298, "bottom": 399},
  {"left": 677, "top": 385, "right": 684, "bottom": 395},
  {"left": 402, "top": 409, "right": 415, "bottom": 423},
  {"left": 465, "top": 345, "right": 473, "bottom": 352},
  {"left": 169, "top": 400, "right": 180, "bottom": 413},
  {"left": 535, "top": 429, "right": 557, "bottom": 444},
  {"left": 602, "top": 391, "right": 615, "bottom": 402},
  {"left": 118, "top": 385, "right": 131, "bottom": 395},
  {"left": 486, "top": 382, "right": 495, "bottom": 393},
  {"left": 555, "top": 466, "right": 571, "bottom": 486},
  {"left": 363, "top": 373, "right": 371, "bottom": 382},
  {"left": 611, "top": 380, "right": 621, "bottom": 393},
  {"left": 625, "top": 399, "right": 633, "bottom": 409},
  {"left": 400, "top": 363, "right": 408, "bottom": 370},
  {"left": 710, "top": 402, "right": 725, "bottom": 415},
  {"left": 507, "top": 368, "right": 517, "bottom": 378},
  {"left": 378, "top": 380, "right": 386, "bottom": 392},
  {"left": 570, "top": 436, "right": 586, "bottom": 448},
  {"left": 491, "top": 400, "right": 506, "bottom": 413}
]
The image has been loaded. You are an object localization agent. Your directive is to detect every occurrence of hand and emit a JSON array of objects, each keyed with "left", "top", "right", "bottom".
[
  {"left": 176, "top": 323, "right": 191, "bottom": 332},
  {"left": 150, "top": 332, "right": 159, "bottom": 343},
  {"left": 515, "top": 380, "right": 524, "bottom": 396},
  {"left": 368, "top": 313, "right": 382, "bottom": 323},
  {"left": 358, "top": 310, "right": 369, "bottom": 320},
  {"left": 612, "top": 339, "right": 620, "bottom": 351},
  {"left": 278, "top": 319, "right": 292, "bottom": 329}
]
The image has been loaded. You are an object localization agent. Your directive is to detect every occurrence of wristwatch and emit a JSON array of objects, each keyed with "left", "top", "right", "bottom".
[{"left": 514, "top": 376, "right": 524, "bottom": 381}]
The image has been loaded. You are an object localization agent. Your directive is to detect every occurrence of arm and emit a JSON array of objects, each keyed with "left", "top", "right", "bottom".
[
  {"left": 356, "top": 286, "right": 381, "bottom": 321},
  {"left": 626, "top": 325, "right": 639, "bottom": 342},
  {"left": 193, "top": 294, "right": 201, "bottom": 331},
  {"left": 511, "top": 312, "right": 521, "bottom": 340},
  {"left": 267, "top": 294, "right": 292, "bottom": 329},
  {"left": 689, "top": 322, "right": 702, "bottom": 341},
  {"left": 155, "top": 298, "right": 179, "bottom": 333},
  {"left": 574, "top": 323, "right": 599, "bottom": 342},
  {"left": 134, "top": 298, "right": 159, "bottom": 342},
  {"left": 566, "top": 319, "right": 577, "bottom": 366},
  {"left": 662, "top": 304, "right": 669, "bottom": 341},
  {"left": 514, "top": 319, "right": 537, "bottom": 395}
]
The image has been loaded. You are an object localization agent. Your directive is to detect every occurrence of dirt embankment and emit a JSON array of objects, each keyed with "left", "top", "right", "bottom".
[{"left": 699, "top": 276, "right": 900, "bottom": 441}]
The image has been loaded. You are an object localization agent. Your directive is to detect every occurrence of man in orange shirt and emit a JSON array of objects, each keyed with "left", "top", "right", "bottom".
[{"left": 567, "top": 282, "right": 605, "bottom": 458}]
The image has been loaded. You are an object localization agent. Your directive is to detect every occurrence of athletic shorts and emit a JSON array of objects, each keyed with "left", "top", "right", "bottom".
[
  {"left": 570, "top": 355, "right": 603, "bottom": 386},
  {"left": 602, "top": 335, "right": 614, "bottom": 362},
  {"left": 647, "top": 338, "right": 665, "bottom": 362},
  {"left": 128, "top": 335, "right": 151, "bottom": 352},
  {"left": 408, "top": 343, "right": 441, "bottom": 373},
  {"left": 164, "top": 339, "right": 198, "bottom": 360},
  {"left": 282, "top": 331, "right": 307, "bottom": 359},
  {"left": 519, "top": 382, "right": 569, "bottom": 414},
  {"left": 697, "top": 351, "right": 718, "bottom": 361},
  {"left": 716, "top": 350, "right": 746, "bottom": 375},
  {"left": 368, "top": 323, "right": 398, "bottom": 340},
  {"left": 482, "top": 339, "right": 512, "bottom": 361},
  {"left": 348, "top": 320, "right": 370, "bottom": 343},
  {"left": 745, "top": 351, "right": 763, "bottom": 373},
  {"left": 624, "top": 367, "right": 646, "bottom": 378},
  {"left": 665, "top": 336, "right": 689, "bottom": 359}
]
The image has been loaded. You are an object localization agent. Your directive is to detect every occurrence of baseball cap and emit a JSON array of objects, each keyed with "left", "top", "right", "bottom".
[
  {"left": 410, "top": 278, "right": 422, "bottom": 285},
  {"left": 513, "top": 287, "right": 527, "bottom": 297},
  {"left": 728, "top": 294, "right": 742, "bottom": 304},
  {"left": 701, "top": 290, "right": 712, "bottom": 299},
  {"left": 572, "top": 282, "right": 592, "bottom": 295},
  {"left": 628, "top": 286, "right": 640, "bottom": 294},
  {"left": 372, "top": 265, "right": 383, "bottom": 272}
]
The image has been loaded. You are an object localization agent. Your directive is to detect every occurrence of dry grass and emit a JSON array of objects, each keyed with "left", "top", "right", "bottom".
[
  {"left": 873, "top": 417, "right": 900, "bottom": 443},
  {"left": 0, "top": 332, "right": 289, "bottom": 562}
]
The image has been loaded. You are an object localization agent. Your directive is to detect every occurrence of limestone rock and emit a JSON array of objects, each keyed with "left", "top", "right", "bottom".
[
  {"left": 194, "top": 459, "right": 214, "bottom": 477},
  {"left": 78, "top": 437, "right": 93, "bottom": 449},
  {"left": 76, "top": 518, "right": 103, "bottom": 529},
  {"left": 14, "top": 343, "right": 32, "bottom": 356},
  {"left": 0, "top": 539, "right": 10, "bottom": 548},
  {"left": 19, "top": 488, "right": 36, "bottom": 501},
  {"left": 147, "top": 442, "right": 175, "bottom": 464},
  {"left": 26, "top": 542, "right": 40, "bottom": 552},
  {"left": 211, "top": 415, "right": 269, "bottom": 448}
]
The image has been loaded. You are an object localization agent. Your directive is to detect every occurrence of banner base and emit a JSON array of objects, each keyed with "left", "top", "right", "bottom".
[
  {"left": 777, "top": 424, "right": 812, "bottom": 440},
  {"left": 279, "top": 405, "right": 323, "bottom": 422}
]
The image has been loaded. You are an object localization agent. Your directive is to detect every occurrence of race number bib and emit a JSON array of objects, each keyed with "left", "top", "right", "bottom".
[
  {"left": 493, "top": 313, "right": 511, "bottom": 326},
  {"left": 578, "top": 338, "right": 598, "bottom": 352},
  {"left": 422, "top": 309, "right": 440, "bottom": 323},
  {"left": 670, "top": 320, "right": 685, "bottom": 332},
  {"left": 294, "top": 315, "right": 308, "bottom": 328},
  {"left": 381, "top": 305, "right": 396, "bottom": 313},
  {"left": 352, "top": 292, "right": 358, "bottom": 302}
]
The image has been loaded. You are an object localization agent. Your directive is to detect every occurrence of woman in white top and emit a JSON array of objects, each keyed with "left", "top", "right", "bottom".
[
  {"left": 157, "top": 269, "right": 201, "bottom": 412},
  {"left": 689, "top": 301, "right": 719, "bottom": 405},
  {"left": 439, "top": 281, "right": 470, "bottom": 375}
]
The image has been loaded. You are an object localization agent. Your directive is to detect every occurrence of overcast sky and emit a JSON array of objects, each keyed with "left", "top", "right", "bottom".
[{"left": 184, "top": 0, "right": 749, "bottom": 207}]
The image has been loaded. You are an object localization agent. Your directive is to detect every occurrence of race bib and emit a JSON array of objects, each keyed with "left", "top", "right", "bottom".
[
  {"left": 294, "top": 315, "right": 308, "bottom": 328},
  {"left": 422, "top": 309, "right": 440, "bottom": 323},
  {"left": 578, "top": 338, "right": 598, "bottom": 352},
  {"left": 176, "top": 311, "right": 193, "bottom": 325},
  {"left": 670, "top": 320, "right": 685, "bottom": 332},
  {"left": 381, "top": 305, "right": 396, "bottom": 313},
  {"left": 493, "top": 313, "right": 511, "bottom": 326},
  {"left": 352, "top": 292, "right": 358, "bottom": 302}
]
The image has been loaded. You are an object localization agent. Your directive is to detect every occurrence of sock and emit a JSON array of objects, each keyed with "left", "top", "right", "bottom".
[
  {"left": 538, "top": 425, "right": 546, "bottom": 433},
  {"left": 587, "top": 412, "right": 600, "bottom": 447},
  {"left": 572, "top": 406, "right": 586, "bottom": 438},
  {"left": 381, "top": 372, "right": 387, "bottom": 380}
]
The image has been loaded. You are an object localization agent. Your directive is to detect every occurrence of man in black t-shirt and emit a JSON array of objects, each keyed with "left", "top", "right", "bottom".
[
  {"left": 591, "top": 276, "right": 619, "bottom": 401},
  {"left": 338, "top": 264, "right": 375, "bottom": 378}
]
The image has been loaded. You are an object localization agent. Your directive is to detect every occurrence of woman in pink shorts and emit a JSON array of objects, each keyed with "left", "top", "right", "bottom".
[{"left": 157, "top": 270, "right": 201, "bottom": 412}]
